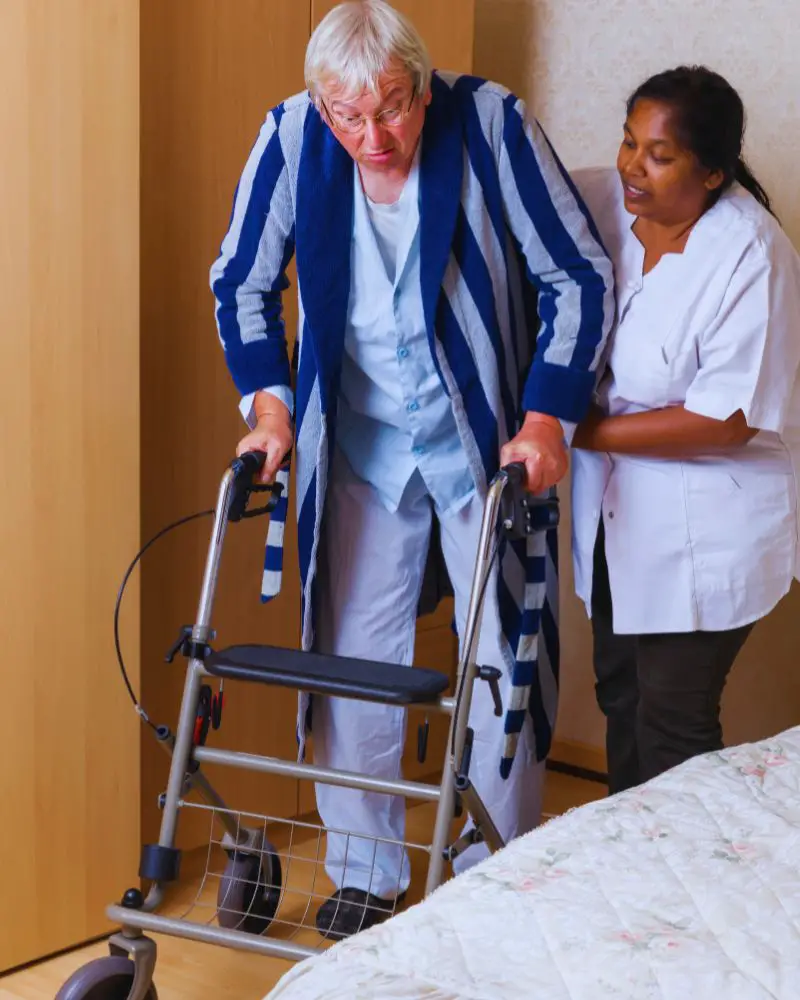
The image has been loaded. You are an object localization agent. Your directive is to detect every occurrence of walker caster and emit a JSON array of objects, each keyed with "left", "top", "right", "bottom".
[
  {"left": 55, "top": 956, "right": 158, "bottom": 1000},
  {"left": 217, "top": 829, "right": 282, "bottom": 934}
]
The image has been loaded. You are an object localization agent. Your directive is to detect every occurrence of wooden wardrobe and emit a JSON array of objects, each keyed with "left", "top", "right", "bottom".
[{"left": 2, "top": 0, "right": 475, "bottom": 973}]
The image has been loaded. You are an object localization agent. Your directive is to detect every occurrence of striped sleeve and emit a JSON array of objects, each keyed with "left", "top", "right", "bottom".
[
  {"left": 498, "top": 95, "right": 615, "bottom": 422},
  {"left": 210, "top": 105, "right": 296, "bottom": 397}
]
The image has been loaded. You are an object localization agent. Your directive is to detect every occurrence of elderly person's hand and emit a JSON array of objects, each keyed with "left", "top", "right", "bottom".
[
  {"left": 500, "top": 412, "right": 568, "bottom": 493},
  {"left": 236, "top": 392, "right": 293, "bottom": 484}
]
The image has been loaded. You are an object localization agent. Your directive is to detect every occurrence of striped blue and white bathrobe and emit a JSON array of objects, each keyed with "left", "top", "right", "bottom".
[{"left": 211, "top": 71, "right": 614, "bottom": 775}]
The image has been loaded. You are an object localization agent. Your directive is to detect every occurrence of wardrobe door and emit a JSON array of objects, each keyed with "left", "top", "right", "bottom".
[
  {"left": 0, "top": 0, "right": 141, "bottom": 971},
  {"left": 139, "top": 0, "right": 312, "bottom": 848}
]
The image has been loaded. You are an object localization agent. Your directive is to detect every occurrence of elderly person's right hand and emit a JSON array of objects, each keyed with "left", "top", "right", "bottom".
[{"left": 237, "top": 393, "right": 293, "bottom": 484}]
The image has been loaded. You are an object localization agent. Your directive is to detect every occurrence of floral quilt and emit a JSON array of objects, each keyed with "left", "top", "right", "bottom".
[{"left": 268, "top": 728, "right": 800, "bottom": 999}]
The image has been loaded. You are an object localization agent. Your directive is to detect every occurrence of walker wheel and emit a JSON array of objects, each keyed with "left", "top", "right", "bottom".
[
  {"left": 55, "top": 956, "right": 158, "bottom": 1000},
  {"left": 217, "top": 844, "right": 282, "bottom": 933}
]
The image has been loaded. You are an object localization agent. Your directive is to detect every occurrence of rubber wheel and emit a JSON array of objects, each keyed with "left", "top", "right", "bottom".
[
  {"left": 217, "top": 844, "right": 283, "bottom": 933},
  {"left": 55, "top": 956, "right": 158, "bottom": 1000}
]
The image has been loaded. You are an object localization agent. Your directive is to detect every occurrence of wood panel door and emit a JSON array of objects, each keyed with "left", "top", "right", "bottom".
[
  {"left": 139, "top": 1, "right": 313, "bottom": 848},
  {"left": 0, "top": 0, "right": 141, "bottom": 972}
]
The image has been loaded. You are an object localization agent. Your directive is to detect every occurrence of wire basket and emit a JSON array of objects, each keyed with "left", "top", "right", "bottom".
[{"left": 164, "top": 799, "right": 432, "bottom": 948}]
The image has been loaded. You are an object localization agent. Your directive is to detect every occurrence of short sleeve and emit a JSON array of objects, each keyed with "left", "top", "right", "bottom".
[{"left": 684, "top": 237, "right": 800, "bottom": 433}]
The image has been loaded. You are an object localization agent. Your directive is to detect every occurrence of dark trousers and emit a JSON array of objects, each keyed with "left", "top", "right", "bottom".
[{"left": 591, "top": 522, "right": 754, "bottom": 794}]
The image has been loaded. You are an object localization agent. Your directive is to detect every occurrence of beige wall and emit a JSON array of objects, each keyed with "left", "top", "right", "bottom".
[{"left": 475, "top": 0, "right": 800, "bottom": 752}]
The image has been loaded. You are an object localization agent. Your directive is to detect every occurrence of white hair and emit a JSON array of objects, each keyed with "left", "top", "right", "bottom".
[{"left": 305, "top": 1, "right": 432, "bottom": 102}]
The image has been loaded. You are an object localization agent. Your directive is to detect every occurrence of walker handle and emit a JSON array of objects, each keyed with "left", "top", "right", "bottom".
[
  {"left": 228, "top": 451, "right": 285, "bottom": 522},
  {"left": 501, "top": 461, "right": 528, "bottom": 491},
  {"left": 498, "top": 462, "right": 560, "bottom": 537},
  {"left": 231, "top": 450, "right": 268, "bottom": 479}
]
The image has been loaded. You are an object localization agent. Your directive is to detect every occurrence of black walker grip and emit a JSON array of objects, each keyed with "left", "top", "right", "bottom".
[
  {"left": 232, "top": 450, "right": 268, "bottom": 478},
  {"left": 228, "top": 450, "right": 287, "bottom": 522},
  {"left": 498, "top": 461, "right": 561, "bottom": 537},
  {"left": 502, "top": 461, "right": 528, "bottom": 490}
]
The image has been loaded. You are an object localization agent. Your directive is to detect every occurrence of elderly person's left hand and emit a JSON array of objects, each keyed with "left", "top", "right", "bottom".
[{"left": 499, "top": 412, "right": 568, "bottom": 493}]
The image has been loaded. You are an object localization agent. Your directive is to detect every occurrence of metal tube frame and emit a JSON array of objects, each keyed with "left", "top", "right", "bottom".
[
  {"left": 155, "top": 727, "right": 245, "bottom": 843},
  {"left": 193, "top": 746, "right": 442, "bottom": 802},
  {"left": 424, "top": 472, "right": 508, "bottom": 893},
  {"left": 107, "top": 905, "right": 318, "bottom": 965},
  {"left": 110, "top": 464, "right": 517, "bottom": 994}
]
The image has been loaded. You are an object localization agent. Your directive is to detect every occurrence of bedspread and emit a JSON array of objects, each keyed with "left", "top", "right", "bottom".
[{"left": 267, "top": 727, "right": 800, "bottom": 999}]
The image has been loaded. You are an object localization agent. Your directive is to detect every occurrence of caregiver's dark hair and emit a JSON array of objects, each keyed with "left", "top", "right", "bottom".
[{"left": 627, "top": 65, "right": 775, "bottom": 217}]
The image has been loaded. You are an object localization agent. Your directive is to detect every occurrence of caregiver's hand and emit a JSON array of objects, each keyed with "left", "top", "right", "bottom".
[
  {"left": 500, "top": 413, "right": 568, "bottom": 493},
  {"left": 571, "top": 402, "right": 606, "bottom": 451},
  {"left": 236, "top": 393, "right": 293, "bottom": 484}
]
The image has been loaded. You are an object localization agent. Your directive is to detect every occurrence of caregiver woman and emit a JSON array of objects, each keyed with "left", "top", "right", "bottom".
[{"left": 571, "top": 65, "right": 800, "bottom": 794}]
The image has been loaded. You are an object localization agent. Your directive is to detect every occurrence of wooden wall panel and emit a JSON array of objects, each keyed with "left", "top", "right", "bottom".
[
  {"left": 0, "top": 0, "right": 140, "bottom": 971},
  {"left": 139, "top": 1, "right": 312, "bottom": 847}
]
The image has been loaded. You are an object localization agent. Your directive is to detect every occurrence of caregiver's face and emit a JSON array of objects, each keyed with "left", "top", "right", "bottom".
[
  {"left": 318, "top": 63, "right": 430, "bottom": 174},
  {"left": 616, "top": 98, "right": 722, "bottom": 225}
]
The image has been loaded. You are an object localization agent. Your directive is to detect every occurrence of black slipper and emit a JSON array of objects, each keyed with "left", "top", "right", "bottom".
[{"left": 315, "top": 887, "right": 406, "bottom": 941}]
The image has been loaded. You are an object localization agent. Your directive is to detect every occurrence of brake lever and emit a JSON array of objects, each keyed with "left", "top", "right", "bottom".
[{"left": 228, "top": 450, "right": 289, "bottom": 522}]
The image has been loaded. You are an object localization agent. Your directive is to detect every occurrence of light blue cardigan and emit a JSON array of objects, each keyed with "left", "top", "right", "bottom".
[{"left": 211, "top": 71, "right": 614, "bottom": 774}]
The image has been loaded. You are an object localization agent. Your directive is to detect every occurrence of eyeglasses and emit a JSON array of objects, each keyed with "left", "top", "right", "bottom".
[{"left": 321, "top": 91, "right": 416, "bottom": 135}]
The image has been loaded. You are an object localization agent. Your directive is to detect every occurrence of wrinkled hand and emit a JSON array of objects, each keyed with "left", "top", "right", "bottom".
[
  {"left": 500, "top": 414, "right": 569, "bottom": 493},
  {"left": 236, "top": 400, "right": 293, "bottom": 484}
]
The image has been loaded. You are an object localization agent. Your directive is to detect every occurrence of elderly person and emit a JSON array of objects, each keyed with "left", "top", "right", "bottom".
[{"left": 211, "top": 0, "right": 613, "bottom": 940}]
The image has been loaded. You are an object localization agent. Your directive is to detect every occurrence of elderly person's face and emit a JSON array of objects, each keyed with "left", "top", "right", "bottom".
[{"left": 319, "top": 62, "right": 431, "bottom": 174}]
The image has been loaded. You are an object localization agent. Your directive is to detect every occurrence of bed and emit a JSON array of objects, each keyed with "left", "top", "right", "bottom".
[{"left": 267, "top": 726, "right": 800, "bottom": 999}]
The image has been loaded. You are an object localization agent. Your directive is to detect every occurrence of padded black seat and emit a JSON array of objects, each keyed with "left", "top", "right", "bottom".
[{"left": 205, "top": 645, "right": 450, "bottom": 705}]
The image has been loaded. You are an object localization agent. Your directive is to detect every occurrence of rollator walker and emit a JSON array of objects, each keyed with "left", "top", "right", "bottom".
[{"left": 56, "top": 451, "right": 559, "bottom": 1000}]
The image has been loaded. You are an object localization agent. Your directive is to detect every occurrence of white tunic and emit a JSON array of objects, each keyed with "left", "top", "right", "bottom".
[{"left": 571, "top": 167, "right": 800, "bottom": 634}]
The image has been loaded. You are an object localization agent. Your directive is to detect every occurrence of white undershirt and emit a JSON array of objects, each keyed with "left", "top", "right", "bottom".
[{"left": 364, "top": 192, "right": 411, "bottom": 285}]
